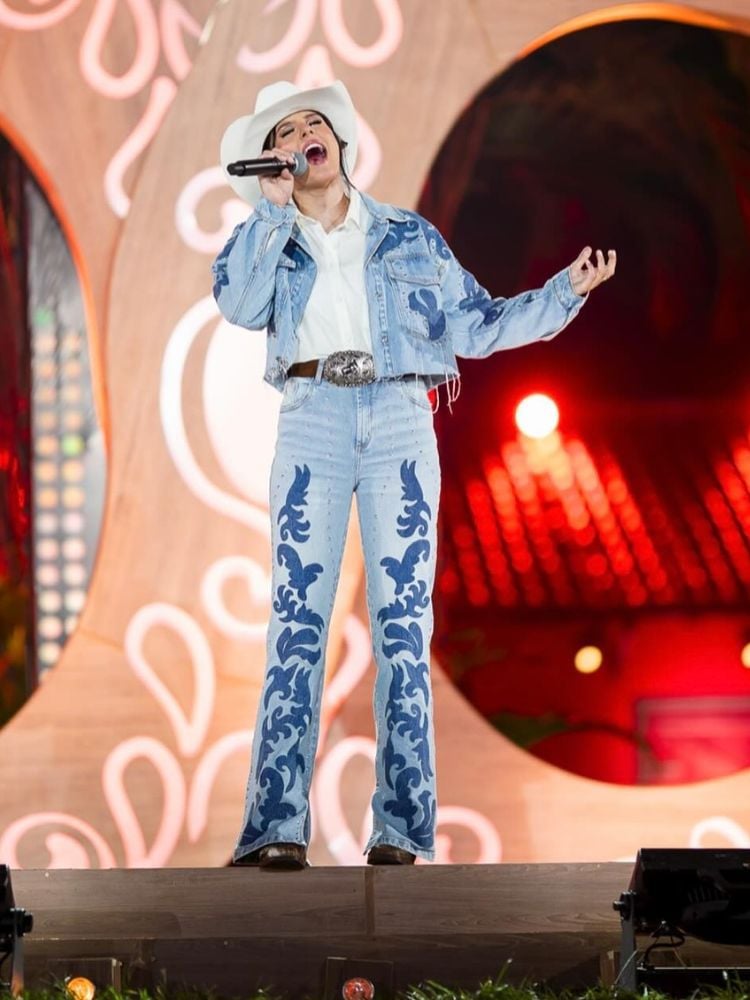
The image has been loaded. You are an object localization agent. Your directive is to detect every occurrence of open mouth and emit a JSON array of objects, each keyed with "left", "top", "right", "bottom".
[{"left": 304, "top": 141, "right": 327, "bottom": 166}]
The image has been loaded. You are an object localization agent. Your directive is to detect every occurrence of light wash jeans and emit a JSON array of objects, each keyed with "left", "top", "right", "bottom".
[{"left": 233, "top": 366, "right": 441, "bottom": 862}]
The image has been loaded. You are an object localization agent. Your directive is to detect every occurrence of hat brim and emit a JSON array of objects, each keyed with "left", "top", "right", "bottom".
[{"left": 220, "top": 80, "right": 358, "bottom": 206}]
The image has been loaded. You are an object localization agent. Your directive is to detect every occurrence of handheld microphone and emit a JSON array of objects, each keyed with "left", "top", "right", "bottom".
[{"left": 227, "top": 151, "right": 309, "bottom": 178}]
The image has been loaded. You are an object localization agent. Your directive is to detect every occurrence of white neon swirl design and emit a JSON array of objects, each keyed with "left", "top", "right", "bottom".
[
  {"left": 433, "top": 806, "right": 502, "bottom": 863},
  {"left": 235, "top": 0, "right": 403, "bottom": 73},
  {"left": 320, "top": 0, "right": 403, "bottom": 67},
  {"left": 124, "top": 602, "right": 216, "bottom": 757},
  {"left": 0, "top": 0, "right": 80, "bottom": 30},
  {"left": 174, "top": 166, "right": 248, "bottom": 254},
  {"left": 104, "top": 75, "right": 178, "bottom": 218},
  {"left": 0, "top": 812, "right": 117, "bottom": 869},
  {"left": 689, "top": 816, "right": 750, "bottom": 848},
  {"left": 79, "top": 0, "right": 159, "bottom": 99},
  {"left": 160, "top": 296, "right": 271, "bottom": 535},
  {"left": 102, "top": 737, "right": 186, "bottom": 866},
  {"left": 201, "top": 556, "right": 270, "bottom": 642},
  {"left": 159, "top": 0, "right": 202, "bottom": 82},
  {"left": 235, "top": 0, "right": 318, "bottom": 74}
]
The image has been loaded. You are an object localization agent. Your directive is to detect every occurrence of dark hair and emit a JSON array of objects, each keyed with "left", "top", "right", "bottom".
[{"left": 262, "top": 111, "right": 352, "bottom": 188}]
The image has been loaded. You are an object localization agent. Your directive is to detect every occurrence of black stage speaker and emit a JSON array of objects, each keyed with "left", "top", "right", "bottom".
[
  {"left": 614, "top": 848, "right": 750, "bottom": 993},
  {"left": 0, "top": 865, "right": 34, "bottom": 995}
]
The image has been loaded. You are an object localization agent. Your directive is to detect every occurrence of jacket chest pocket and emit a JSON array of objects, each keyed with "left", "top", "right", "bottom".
[{"left": 384, "top": 255, "right": 446, "bottom": 342}]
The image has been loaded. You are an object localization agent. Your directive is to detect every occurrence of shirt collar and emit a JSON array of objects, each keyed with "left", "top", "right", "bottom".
[{"left": 294, "top": 186, "right": 369, "bottom": 233}]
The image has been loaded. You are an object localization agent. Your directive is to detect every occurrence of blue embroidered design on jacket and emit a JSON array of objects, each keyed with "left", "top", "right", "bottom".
[
  {"left": 373, "top": 218, "right": 421, "bottom": 259},
  {"left": 457, "top": 270, "right": 505, "bottom": 327},
  {"left": 211, "top": 222, "right": 242, "bottom": 300},
  {"left": 415, "top": 216, "right": 452, "bottom": 262},
  {"left": 406, "top": 288, "right": 446, "bottom": 341}
]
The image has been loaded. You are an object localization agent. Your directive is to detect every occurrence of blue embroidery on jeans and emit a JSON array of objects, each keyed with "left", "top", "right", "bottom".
[
  {"left": 240, "top": 467, "right": 323, "bottom": 848},
  {"left": 406, "top": 288, "right": 446, "bottom": 341},
  {"left": 278, "top": 464, "right": 312, "bottom": 542},
  {"left": 376, "top": 580, "right": 430, "bottom": 623},
  {"left": 277, "top": 544, "right": 323, "bottom": 601},
  {"left": 263, "top": 663, "right": 296, "bottom": 708},
  {"left": 404, "top": 660, "right": 430, "bottom": 703},
  {"left": 277, "top": 624, "right": 321, "bottom": 666},
  {"left": 397, "top": 460, "right": 431, "bottom": 538},
  {"left": 273, "top": 585, "right": 325, "bottom": 630},
  {"left": 246, "top": 768, "right": 296, "bottom": 834},
  {"left": 375, "top": 459, "right": 436, "bottom": 851},
  {"left": 380, "top": 539, "right": 430, "bottom": 594},
  {"left": 382, "top": 621, "right": 423, "bottom": 660},
  {"left": 383, "top": 667, "right": 433, "bottom": 784}
]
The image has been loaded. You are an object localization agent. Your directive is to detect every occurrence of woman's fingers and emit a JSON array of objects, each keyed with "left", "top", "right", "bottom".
[
  {"left": 572, "top": 247, "right": 617, "bottom": 293},
  {"left": 258, "top": 146, "right": 297, "bottom": 205}
]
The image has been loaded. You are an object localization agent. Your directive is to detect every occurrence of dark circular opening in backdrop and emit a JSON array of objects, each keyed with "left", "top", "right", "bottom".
[{"left": 426, "top": 17, "right": 750, "bottom": 786}]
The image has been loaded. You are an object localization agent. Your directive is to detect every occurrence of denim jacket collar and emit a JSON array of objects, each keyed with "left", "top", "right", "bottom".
[
  {"left": 358, "top": 190, "right": 410, "bottom": 223},
  {"left": 288, "top": 189, "right": 408, "bottom": 257}
]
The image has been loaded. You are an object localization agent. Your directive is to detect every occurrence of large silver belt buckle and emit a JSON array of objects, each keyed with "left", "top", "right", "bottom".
[{"left": 322, "top": 350, "right": 375, "bottom": 386}]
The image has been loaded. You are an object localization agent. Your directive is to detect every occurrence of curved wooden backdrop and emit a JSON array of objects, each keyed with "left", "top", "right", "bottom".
[{"left": 2, "top": 0, "right": 750, "bottom": 868}]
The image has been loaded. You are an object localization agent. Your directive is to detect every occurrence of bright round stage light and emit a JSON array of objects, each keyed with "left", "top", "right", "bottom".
[
  {"left": 66, "top": 977, "right": 96, "bottom": 1000},
  {"left": 741, "top": 643, "right": 750, "bottom": 669},
  {"left": 515, "top": 393, "right": 560, "bottom": 438},
  {"left": 574, "top": 645, "right": 603, "bottom": 674}
]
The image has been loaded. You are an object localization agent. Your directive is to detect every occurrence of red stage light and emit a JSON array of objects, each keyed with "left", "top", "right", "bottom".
[
  {"left": 515, "top": 393, "right": 559, "bottom": 438},
  {"left": 342, "top": 978, "right": 374, "bottom": 1000}
]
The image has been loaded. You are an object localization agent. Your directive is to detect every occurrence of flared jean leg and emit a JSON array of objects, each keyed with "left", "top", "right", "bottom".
[
  {"left": 355, "top": 380, "right": 441, "bottom": 861},
  {"left": 233, "top": 379, "right": 356, "bottom": 861}
]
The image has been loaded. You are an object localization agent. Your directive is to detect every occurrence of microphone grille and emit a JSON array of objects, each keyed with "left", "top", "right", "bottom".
[{"left": 290, "top": 151, "right": 309, "bottom": 176}]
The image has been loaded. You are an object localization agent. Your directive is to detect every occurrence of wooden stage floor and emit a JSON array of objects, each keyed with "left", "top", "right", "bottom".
[{"left": 12, "top": 863, "right": 750, "bottom": 997}]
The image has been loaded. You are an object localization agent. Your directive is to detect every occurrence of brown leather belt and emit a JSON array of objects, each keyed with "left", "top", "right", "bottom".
[{"left": 287, "top": 360, "right": 319, "bottom": 377}]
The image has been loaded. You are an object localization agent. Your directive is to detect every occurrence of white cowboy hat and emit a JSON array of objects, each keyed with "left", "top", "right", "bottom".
[{"left": 220, "top": 79, "right": 358, "bottom": 206}]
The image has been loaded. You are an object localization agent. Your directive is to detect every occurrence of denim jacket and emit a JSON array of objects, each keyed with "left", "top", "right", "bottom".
[{"left": 211, "top": 191, "right": 587, "bottom": 391}]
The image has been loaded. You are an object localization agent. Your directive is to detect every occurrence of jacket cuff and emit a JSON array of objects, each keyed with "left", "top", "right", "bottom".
[
  {"left": 552, "top": 266, "right": 588, "bottom": 309},
  {"left": 253, "top": 196, "right": 296, "bottom": 225}
]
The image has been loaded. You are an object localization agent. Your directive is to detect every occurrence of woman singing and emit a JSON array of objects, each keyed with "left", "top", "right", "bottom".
[{"left": 213, "top": 79, "right": 616, "bottom": 870}]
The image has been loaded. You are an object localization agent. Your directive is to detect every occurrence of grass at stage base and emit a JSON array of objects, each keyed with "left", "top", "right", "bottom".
[{"left": 6, "top": 980, "right": 750, "bottom": 1000}]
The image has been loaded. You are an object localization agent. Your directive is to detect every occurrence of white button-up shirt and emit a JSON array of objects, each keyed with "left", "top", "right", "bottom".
[{"left": 292, "top": 187, "right": 373, "bottom": 363}]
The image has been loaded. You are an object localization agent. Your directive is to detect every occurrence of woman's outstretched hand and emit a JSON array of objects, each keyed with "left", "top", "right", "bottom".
[{"left": 568, "top": 247, "right": 616, "bottom": 296}]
